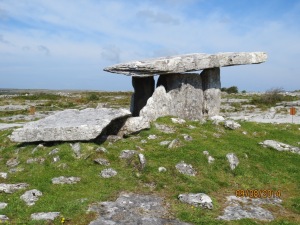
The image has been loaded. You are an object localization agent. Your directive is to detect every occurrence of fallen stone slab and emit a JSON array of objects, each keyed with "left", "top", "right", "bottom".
[
  {"left": 178, "top": 193, "right": 213, "bottom": 209},
  {"left": 88, "top": 192, "right": 192, "bottom": 225},
  {"left": 9, "top": 108, "right": 131, "bottom": 142},
  {"left": 51, "top": 176, "right": 81, "bottom": 184},
  {"left": 104, "top": 52, "right": 267, "bottom": 76},
  {"left": 31, "top": 212, "right": 60, "bottom": 221},
  {"left": 20, "top": 189, "right": 43, "bottom": 206},
  {"left": 0, "top": 183, "right": 29, "bottom": 194},
  {"left": 259, "top": 140, "right": 300, "bottom": 154},
  {"left": 218, "top": 196, "right": 282, "bottom": 221}
]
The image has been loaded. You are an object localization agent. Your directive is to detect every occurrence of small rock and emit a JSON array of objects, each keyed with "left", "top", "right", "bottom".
[
  {"left": 94, "top": 158, "right": 110, "bottom": 166},
  {"left": 208, "top": 156, "right": 215, "bottom": 164},
  {"left": 148, "top": 134, "right": 157, "bottom": 140},
  {"left": 48, "top": 148, "right": 59, "bottom": 155},
  {"left": 58, "top": 163, "right": 68, "bottom": 169},
  {"left": 171, "top": 118, "right": 186, "bottom": 124},
  {"left": 183, "top": 134, "right": 193, "bottom": 141},
  {"left": 136, "top": 145, "right": 144, "bottom": 151},
  {"left": 0, "top": 203, "right": 7, "bottom": 209},
  {"left": 226, "top": 153, "right": 239, "bottom": 170},
  {"left": 119, "top": 150, "right": 137, "bottom": 159},
  {"left": 0, "top": 215, "right": 9, "bottom": 222},
  {"left": 203, "top": 151, "right": 209, "bottom": 156},
  {"left": 210, "top": 115, "right": 225, "bottom": 125},
  {"left": 51, "top": 176, "right": 81, "bottom": 184},
  {"left": 0, "top": 183, "right": 29, "bottom": 194},
  {"left": 0, "top": 173, "right": 8, "bottom": 179},
  {"left": 158, "top": 167, "right": 167, "bottom": 172},
  {"left": 95, "top": 146, "right": 107, "bottom": 153},
  {"left": 141, "top": 139, "right": 147, "bottom": 143},
  {"left": 175, "top": 161, "right": 197, "bottom": 176},
  {"left": 244, "top": 154, "right": 248, "bottom": 159},
  {"left": 31, "top": 212, "right": 60, "bottom": 221},
  {"left": 242, "top": 131, "right": 247, "bottom": 135},
  {"left": 100, "top": 168, "right": 117, "bottom": 178},
  {"left": 6, "top": 158, "right": 19, "bottom": 167},
  {"left": 188, "top": 125, "right": 196, "bottom": 129},
  {"left": 53, "top": 156, "right": 60, "bottom": 163},
  {"left": 178, "top": 193, "right": 213, "bottom": 209},
  {"left": 9, "top": 167, "right": 24, "bottom": 173},
  {"left": 20, "top": 189, "right": 43, "bottom": 206},
  {"left": 26, "top": 157, "right": 45, "bottom": 164},
  {"left": 118, "top": 116, "right": 150, "bottom": 136},
  {"left": 32, "top": 144, "right": 44, "bottom": 154},
  {"left": 154, "top": 123, "right": 175, "bottom": 133},
  {"left": 138, "top": 154, "right": 146, "bottom": 170},
  {"left": 160, "top": 141, "right": 171, "bottom": 146},
  {"left": 168, "top": 139, "right": 181, "bottom": 149},
  {"left": 70, "top": 142, "right": 81, "bottom": 158},
  {"left": 225, "top": 120, "right": 241, "bottom": 130}
]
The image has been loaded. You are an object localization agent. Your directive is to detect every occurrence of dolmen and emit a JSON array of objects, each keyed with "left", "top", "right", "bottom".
[
  {"left": 104, "top": 52, "right": 267, "bottom": 120},
  {"left": 9, "top": 52, "right": 267, "bottom": 143}
]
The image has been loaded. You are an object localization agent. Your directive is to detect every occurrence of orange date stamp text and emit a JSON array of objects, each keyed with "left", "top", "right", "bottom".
[{"left": 235, "top": 189, "right": 281, "bottom": 198}]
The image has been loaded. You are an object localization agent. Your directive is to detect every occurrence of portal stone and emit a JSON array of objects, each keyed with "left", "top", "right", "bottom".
[{"left": 201, "top": 68, "right": 221, "bottom": 116}]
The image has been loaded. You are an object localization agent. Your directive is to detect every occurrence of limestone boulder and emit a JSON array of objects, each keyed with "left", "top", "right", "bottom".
[
  {"left": 178, "top": 193, "right": 213, "bottom": 209},
  {"left": 88, "top": 193, "right": 192, "bottom": 225},
  {"left": 9, "top": 108, "right": 131, "bottom": 142},
  {"left": 118, "top": 116, "right": 150, "bottom": 137},
  {"left": 104, "top": 52, "right": 267, "bottom": 76}
]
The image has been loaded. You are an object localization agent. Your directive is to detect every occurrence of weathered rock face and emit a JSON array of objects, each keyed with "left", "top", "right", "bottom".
[
  {"left": 9, "top": 108, "right": 131, "bottom": 142},
  {"left": 131, "top": 77, "right": 155, "bottom": 116},
  {"left": 88, "top": 193, "right": 192, "bottom": 225},
  {"left": 104, "top": 52, "right": 267, "bottom": 76}
]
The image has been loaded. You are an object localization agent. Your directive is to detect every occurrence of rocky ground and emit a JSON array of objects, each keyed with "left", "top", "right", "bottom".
[{"left": 0, "top": 89, "right": 299, "bottom": 224}]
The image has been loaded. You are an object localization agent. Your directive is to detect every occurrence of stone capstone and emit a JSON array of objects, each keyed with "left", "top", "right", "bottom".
[
  {"left": 9, "top": 108, "right": 131, "bottom": 142},
  {"left": 20, "top": 189, "right": 43, "bottom": 206},
  {"left": 178, "top": 193, "right": 213, "bottom": 209},
  {"left": 104, "top": 52, "right": 267, "bottom": 76},
  {"left": 31, "top": 212, "right": 60, "bottom": 221},
  {"left": 259, "top": 140, "right": 300, "bottom": 154},
  {"left": 88, "top": 192, "right": 192, "bottom": 225}
]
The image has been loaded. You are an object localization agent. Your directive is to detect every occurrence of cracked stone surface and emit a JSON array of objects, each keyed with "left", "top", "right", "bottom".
[
  {"left": 88, "top": 192, "right": 192, "bottom": 225},
  {"left": 218, "top": 196, "right": 282, "bottom": 221}
]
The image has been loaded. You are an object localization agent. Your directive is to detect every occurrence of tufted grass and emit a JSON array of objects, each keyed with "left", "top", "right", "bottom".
[
  {"left": 0, "top": 91, "right": 299, "bottom": 224},
  {"left": 0, "top": 118, "right": 299, "bottom": 224}
]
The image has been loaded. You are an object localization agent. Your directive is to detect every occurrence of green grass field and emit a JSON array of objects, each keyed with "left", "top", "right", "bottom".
[{"left": 0, "top": 91, "right": 299, "bottom": 224}]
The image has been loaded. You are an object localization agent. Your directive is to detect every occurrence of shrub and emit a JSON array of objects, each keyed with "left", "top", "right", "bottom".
[
  {"left": 251, "top": 87, "right": 285, "bottom": 106},
  {"left": 221, "top": 86, "right": 239, "bottom": 94},
  {"left": 87, "top": 92, "right": 99, "bottom": 101}
]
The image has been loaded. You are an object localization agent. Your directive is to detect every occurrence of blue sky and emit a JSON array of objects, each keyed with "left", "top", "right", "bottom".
[{"left": 0, "top": 0, "right": 300, "bottom": 91}]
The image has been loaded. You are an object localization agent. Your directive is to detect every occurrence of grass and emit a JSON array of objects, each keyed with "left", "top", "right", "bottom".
[
  {"left": 0, "top": 118, "right": 299, "bottom": 224},
  {"left": 0, "top": 91, "right": 299, "bottom": 224}
]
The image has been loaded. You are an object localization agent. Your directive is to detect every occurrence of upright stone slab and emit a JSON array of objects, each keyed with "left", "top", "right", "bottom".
[
  {"left": 201, "top": 68, "right": 221, "bottom": 116},
  {"left": 131, "top": 76, "right": 154, "bottom": 116},
  {"left": 140, "top": 73, "right": 204, "bottom": 120}
]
